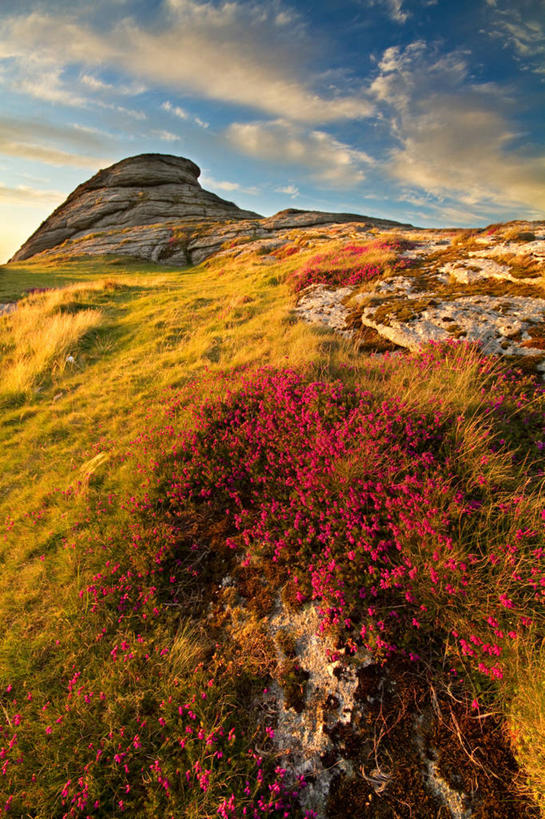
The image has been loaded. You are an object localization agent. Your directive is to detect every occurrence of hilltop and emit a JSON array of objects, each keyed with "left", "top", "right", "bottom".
[
  {"left": 9, "top": 154, "right": 409, "bottom": 266},
  {"left": 8, "top": 155, "right": 545, "bottom": 377},
  {"left": 1, "top": 157, "right": 545, "bottom": 817}
]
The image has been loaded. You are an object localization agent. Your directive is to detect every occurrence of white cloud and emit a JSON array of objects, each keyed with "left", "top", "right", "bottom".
[
  {"left": 81, "top": 73, "right": 110, "bottom": 91},
  {"left": 0, "top": 184, "right": 65, "bottom": 205},
  {"left": 91, "top": 100, "right": 147, "bottom": 120},
  {"left": 226, "top": 119, "right": 374, "bottom": 185},
  {"left": 369, "top": 0, "right": 409, "bottom": 23},
  {"left": 161, "top": 100, "right": 188, "bottom": 119},
  {"left": 0, "top": 116, "right": 112, "bottom": 168},
  {"left": 10, "top": 60, "right": 88, "bottom": 107},
  {"left": 0, "top": 51, "right": 148, "bottom": 115},
  {"left": 151, "top": 129, "right": 180, "bottom": 142},
  {"left": 487, "top": 1, "right": 545, "bottom": 70},
  {"left": 200, "top": 175, "right": 260, "bottom": 195},
  {"left": 275, "top": 184, "right": 300, "bottom": 198},
  {"left": 1, "top": 116, "right": 108, "bottom": 149},
  {"left": 371, "top": 42, "right": 545, "bottom": 214},
  {"left": 110, "top": 104, "right": 147, "bottom": 120},
  {"left": 80, "top": 73, "right": 146, "bottom": 95},
  {"left": 0, "top": 6, "right": 374, "bottom": 123},
  {"left": 201, "top": 177, "right": 240, "bottom": 191},
  {"left": 162, "top": 100, "right": 209, "bottom": 128},
  {"left": 0, "top": 142, "right": 110, "bottom": 168},
  {"left": 72, "top": 122, "right": 115, "bottom": 139}
]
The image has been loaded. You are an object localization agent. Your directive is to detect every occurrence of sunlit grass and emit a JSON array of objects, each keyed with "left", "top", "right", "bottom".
[
  {"left": 0, "top": 242, "right": 544, "bottom": 814},
  {"left": 0, "top": 281, "right": 122, "bottom": 402}
]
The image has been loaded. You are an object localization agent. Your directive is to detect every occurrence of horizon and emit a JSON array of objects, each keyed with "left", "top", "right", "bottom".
[{"left": 1, "top": 0, "right": 544, "bottom": 263}]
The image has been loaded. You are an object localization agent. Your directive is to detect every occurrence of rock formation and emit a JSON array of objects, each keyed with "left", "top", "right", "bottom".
[
  {"left": 9, "top": 155, "right": 410, "bottom": 265},
  {"left": 294, "top": 222, "right": 545, "bottom": 375},
  {"left": 10, "top": 154, "right": 262, "bottom": 265}
]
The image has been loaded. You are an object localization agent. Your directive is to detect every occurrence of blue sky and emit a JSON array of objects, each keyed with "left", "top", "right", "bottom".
[{"left": 0, "top": 0, "right": 544, "bottom": 262}]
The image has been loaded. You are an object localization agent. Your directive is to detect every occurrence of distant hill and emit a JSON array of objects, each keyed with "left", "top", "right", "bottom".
[{"left": 9, "top": 153, "right": 411, "bottom": 265}]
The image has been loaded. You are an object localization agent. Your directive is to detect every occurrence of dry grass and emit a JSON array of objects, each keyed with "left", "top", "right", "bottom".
[
  {"left": 502, "top": 226, "right": 537, "bottom": 243},
  {"left": 0, "top": 281, "right": 120, "bottom": 401},
  {"left": 506, "top": 642, "right": 545, "bottom": 811},
  {"left": 490, "top": 250, "right": 544, "bottom": 280}
]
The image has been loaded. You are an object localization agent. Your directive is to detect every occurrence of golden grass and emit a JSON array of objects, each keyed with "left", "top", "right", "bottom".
[
  {"left": 0, "top": 282, "right": 119, "bottom": 401},
  {"left": 1, "top": 245, "right": 544, "bottom": 813},
  {"left": 506, "top": 642, "right": 545, "bottom": 811}
]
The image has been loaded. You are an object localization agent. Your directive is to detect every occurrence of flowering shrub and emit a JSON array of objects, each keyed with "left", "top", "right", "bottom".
[
  {"left": 287, "top": 240, "right": 414, "bottom": 292},
  {"left": 271, "top": 245, "right": 299, "bottom": 261},
  {"left": 2, "top": 343, "right": 545, "bottom": 815},
  {"left": 162, "top": 363, "right": 544, "bottom": 679}
]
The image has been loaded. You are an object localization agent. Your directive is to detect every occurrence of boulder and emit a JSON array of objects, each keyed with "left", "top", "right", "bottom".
[
  {"left": 9, "top": 154, "right": 411, "bottom": 266},
  {"left": 10, "top": 154, "right": 262, "bottom": 263}
]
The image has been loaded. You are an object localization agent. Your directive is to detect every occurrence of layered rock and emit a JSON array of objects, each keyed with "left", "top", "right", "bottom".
[
  {"left": 9, "top": 156, "right": 410, "bottom": 266},
  {"left": 186, "top": 208, "right": 410, "bottom": 264},
  {"left": 10, "top": 154, "right": 262, "bottom": 264}
]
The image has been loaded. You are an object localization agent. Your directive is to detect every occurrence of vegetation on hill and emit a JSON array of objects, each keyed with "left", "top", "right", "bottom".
[{"left": 0, "top": 236, "right": 544, "bottom": 816}]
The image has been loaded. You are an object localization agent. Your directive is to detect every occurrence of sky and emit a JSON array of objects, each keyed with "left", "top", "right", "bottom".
[{"left": 0, "top": 0, "right": 544, "bottom": 262}]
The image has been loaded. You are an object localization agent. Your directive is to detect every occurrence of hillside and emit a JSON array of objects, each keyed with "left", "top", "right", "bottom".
[
  {"left": 8, "top": 154, "right": 408, "bottom": 268},
  {"left": 1, "top": 163, "right": 545, "bottom": 817}
]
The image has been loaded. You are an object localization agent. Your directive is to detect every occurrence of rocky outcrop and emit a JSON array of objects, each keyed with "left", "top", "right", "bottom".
[
  {"left": 295, "top": 222, "right": 545, "bottom": 374},
  {"left": 10, "top": 154, "right": 262, "bottom": 264},
  {"left": 9, "top": 155, "right": 410, "bottom": 266}
]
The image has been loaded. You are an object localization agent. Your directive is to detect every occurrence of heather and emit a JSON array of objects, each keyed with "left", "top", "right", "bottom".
[
  {"left": 287, "top": 239, "right": 414, "bottom": 292},
  {"left": 1, "top": 246, "right": 545, "bottom": 816}
]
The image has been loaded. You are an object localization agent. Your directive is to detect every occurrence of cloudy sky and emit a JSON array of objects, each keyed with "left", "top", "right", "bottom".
[{"left": 0, "top": 0, "right": 544, "bottom": 262}]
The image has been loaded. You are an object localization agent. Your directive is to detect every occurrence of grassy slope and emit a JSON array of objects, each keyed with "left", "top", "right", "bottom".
[
  {"left": 0, "top": 248, "right": 362, "bottom": 816},
  {"left": 0, "top": 249, "right": 335, "bottom": 618},
  {"left": 0, "top": 244, "right": 544, "bottom": 815}
]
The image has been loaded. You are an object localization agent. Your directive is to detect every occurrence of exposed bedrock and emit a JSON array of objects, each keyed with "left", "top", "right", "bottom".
[
  {"left": 9, "top": 155, "right": 410, "bottom": 265},
  {"left": 10, "top": 154, "right": 262, "bottom": 263}
]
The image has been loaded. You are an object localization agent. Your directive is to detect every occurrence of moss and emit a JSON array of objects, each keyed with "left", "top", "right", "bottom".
[
  {"left": 370, "top": 297, "right": 438, "bottom": 326},
  {"left": 277, "top": 659, "right": 309, "bottom": 712},
  {"left": 445, "top": 323, "right": 467, "bottom": 337},
  {"left": 441, "top": 278, "right": 544, "bottom": 298},
  {"left": 275, "top": 629, "right": 298, "bottom": 659}
]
